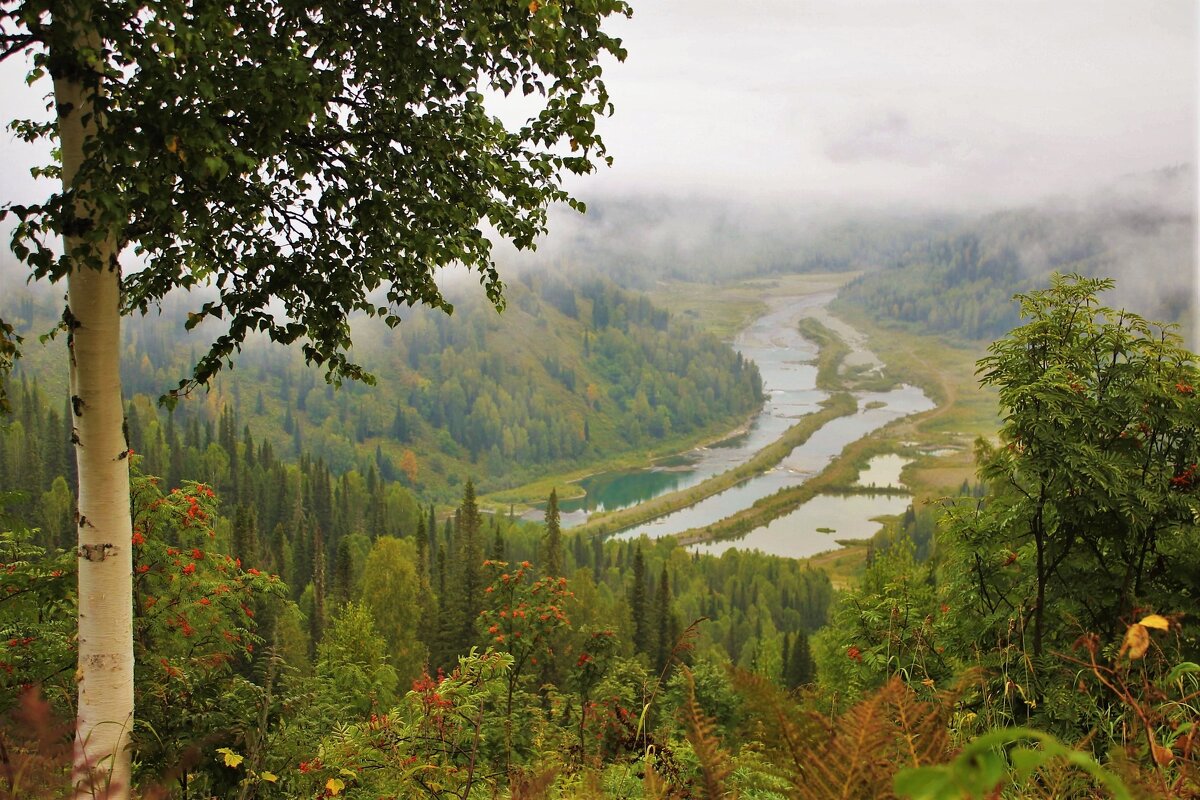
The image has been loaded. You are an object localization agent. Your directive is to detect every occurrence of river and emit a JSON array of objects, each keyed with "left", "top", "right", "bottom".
[{"left": 549, "top": 290, "right": 934, "bottom": 557}]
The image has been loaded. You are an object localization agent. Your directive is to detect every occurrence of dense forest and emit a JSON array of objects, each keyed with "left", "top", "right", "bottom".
[
  {"left": 4, "top": 0, "right": 1195, "bottom": 795},
  {"left": 3, "top": 274, "right": 1198, "bottom": 798},
  {"left": 832, "top": 168, "right": 1195, "bottom": 341},
  {"left": 1, "top": 273, "right": 762, "bottom": 500}
]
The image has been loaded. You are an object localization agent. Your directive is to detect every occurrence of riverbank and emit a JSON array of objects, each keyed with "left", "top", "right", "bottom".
[
  {"left": 488, "top": 274, "right": 860, "bottom": 516},
  {"left": 572, "top": 392, "right": 857, "bottom": 537},
  {"left": 482, "top": 402, "right": 764, "bottom": 510},
  {"left": 672, "top": 306, "right": 1000, "bottom": 586}
]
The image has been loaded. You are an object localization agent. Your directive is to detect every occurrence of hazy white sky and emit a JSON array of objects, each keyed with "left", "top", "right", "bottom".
[
  {"left": 576, "top": 0, "right": 1198, "bottom": 210},
  {"left": 1, "top": 1, "right": 1196, "bottom": 213}
]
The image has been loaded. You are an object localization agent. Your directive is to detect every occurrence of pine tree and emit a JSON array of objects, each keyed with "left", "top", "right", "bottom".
[{"left": 543, "top": 488, "right": 563, "bottom": 577}]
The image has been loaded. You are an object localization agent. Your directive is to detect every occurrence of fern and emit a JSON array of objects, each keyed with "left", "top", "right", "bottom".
[
  {"left": 730, "top": 673, "right": 957, "bottom": 799},
  {"left": 680, "top": 666, "right": 736, "bottom": 799},
  {"left": 509, "top": 765, "right": 559, "bottom": 799}
]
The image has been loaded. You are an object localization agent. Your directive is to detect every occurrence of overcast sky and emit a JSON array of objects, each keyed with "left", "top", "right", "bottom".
[
  {"left": 572, "top": 0, "right": 1198, "bottom": 211},
  {"left": 1, "top": 1, "right": 1195, "bottom": 214}
]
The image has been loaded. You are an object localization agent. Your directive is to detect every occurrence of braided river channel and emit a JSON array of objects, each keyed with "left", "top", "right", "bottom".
[{"left": 553, "top": 290, "right": 935, "bottom": 559}]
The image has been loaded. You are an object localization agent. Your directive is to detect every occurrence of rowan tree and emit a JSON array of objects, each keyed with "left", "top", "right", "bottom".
[
  {"left": 0, "top": 0, "right": 629, "bottom": 793},
  {"left": 941, "top": 274, "right": 1200, "bottom": 710}
]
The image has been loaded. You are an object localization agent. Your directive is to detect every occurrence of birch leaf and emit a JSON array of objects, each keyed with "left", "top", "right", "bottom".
[
  {"left": 1119, "top": 623, "right": 1150, "bottom": 660},
  {"left": 1138, "top": 613, "right": 1169, "bottom": 631}
]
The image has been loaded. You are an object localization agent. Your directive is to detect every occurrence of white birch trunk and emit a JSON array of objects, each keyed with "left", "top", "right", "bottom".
[{"left": 53, "top": 23, "right": 135, "bottom": 799}]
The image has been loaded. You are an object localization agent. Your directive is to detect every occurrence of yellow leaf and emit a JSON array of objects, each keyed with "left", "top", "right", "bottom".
[
  {"left": 1139, "top": 613, "right": 1170, "bottom": 631},
  {"left": 528, "top": 0, "right": 540, "bottom": 12},
  {"left": 326, "top": 778, "right": 345, "bottom": 796},
  {"left": 1119, "top": 623, "right": 1150, "bottom": 660},
  {"left": 216, "top": 747, "right": 244, "bottom": 768},
  {"left": 260, "top": 771, "right": 278, "bottom": 783},
  {"left": 1152, "top": 743, "right": 1173, "bottom": 766}
]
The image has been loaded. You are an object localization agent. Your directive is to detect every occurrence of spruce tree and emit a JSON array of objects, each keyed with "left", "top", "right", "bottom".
[
  {"left": 654, "top": 563, "right": 673, "bottom": 673},
  {"left": 491, "top": 524, "right": 505, "bottom": 562},
  {"left": 231, "top": 504, "right": 260, "bottom": 569},
  {"left": 629, "top": 544, "right": 648, "bottom": 655},
  {"left": 450, "top": 480, "right": 485, "bottom": 655},
  {"left": 428, "top": 504, "right": 438, "bottom": 555},
  {"left": 311, "top": 525, "right": 328, "bottom": 649},
  {"left": 786, "top": 631, "right": 815, "bottom": 689},
  {"left": 543, "top": 488, "right": 563, "bottom": 577},
  {"left": 334, "top": 536, "right": 354, "bottom": 604},
  {"left": 415, "top": 517, "right": 429, "bottom": 578}
]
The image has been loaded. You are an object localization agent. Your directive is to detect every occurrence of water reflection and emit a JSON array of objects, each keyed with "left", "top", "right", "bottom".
[
  {"left": 689, "top": 493, "right": 913, "bottom": 560},
  {"left": 531, "top": 290, "right": 933, "bottom": 558},
  {"left": 545, "top": 292, "right": 836, "bottom": 523},
  {"left": 614, "top": 384, "right": 929, "bottom": 542},
  {"left": 854, "top": 454, "right": 912, "bottom": 490}
]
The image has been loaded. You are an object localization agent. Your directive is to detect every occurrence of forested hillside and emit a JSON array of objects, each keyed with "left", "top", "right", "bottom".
[
  {"left": 4, "top": 271, "right": 1198, "bottom": 798},
  {"left": 2, "top": 272, "right": 762, "bottom": 501},
  {"left": 834, "top": 168, "right": 1195, "bottom": 340}
]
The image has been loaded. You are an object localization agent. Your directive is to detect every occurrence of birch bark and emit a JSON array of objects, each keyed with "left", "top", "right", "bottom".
[{"left": 52, "top": 16, "right": 134, "bottom": 797}]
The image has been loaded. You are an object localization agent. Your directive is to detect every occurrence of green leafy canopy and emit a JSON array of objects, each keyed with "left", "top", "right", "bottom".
[{"left": 1, "top": 0, "right": 630, "bottom": 398}]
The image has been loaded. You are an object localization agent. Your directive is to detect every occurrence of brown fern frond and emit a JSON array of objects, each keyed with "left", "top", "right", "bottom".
[
  {"left": 1108, "top": 744, "right": 1200, "bottom": 800},
  {"left": 796, "top": 682, "right": 897, "bottom": 800},
  {"left": 880, "top": 679, "right": 956, "bottom": 769},
  {"left": 728, "top": 674, "right": 962, "bottom": 800},
  {"left": 728, "top": 666, "right": 824, "bottom": 786},
  {"left": 509, "top": 765, "right": 559, "bottom": 799},
  {"left": 680, "top": 666, "right": 736, "bottom": 799}
]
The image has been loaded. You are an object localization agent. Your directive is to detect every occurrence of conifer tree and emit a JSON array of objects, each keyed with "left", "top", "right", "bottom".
[
  {"left": 491, "top": 524, "right": 505, "bottom": 562},
  {"left": 630, "top": 544, "right": 648, "bottom": 655},
  {"left": 333, "top": 536, "right": 354, "bottom": 605},
  {"left": 415, "top": 517, "right": 429, "bottom": 577},
  {"left": 786, "top": 631, "right": 815, "bottom": 689},
  {"left": 231, "top": 504, "right": 260, "bottom": 569},
  {"left": 449, "top": 480, "right": 485, "bottom": 655},
  {"left": 311, "top": 526, "right": 328, "bottom": 647},
  {"left": 428, "top": 504, "right": 438, "bottom": 555},
  {"left": 433, "top": 544, "right": 452, "bottom": 667},
  {"left": 654, "top": 562, "right": 674, "bottom": 673},
  {"left": 543, "top": 488, "right": 563, "bottom": 577},
  {"left": 592, "top": 535, "right": 605, "bottom": 582}
]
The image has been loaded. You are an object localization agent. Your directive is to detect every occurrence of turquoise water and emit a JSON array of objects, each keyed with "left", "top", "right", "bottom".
[{"left": 536, "top": 291, "right": 932, "bottom": 557}]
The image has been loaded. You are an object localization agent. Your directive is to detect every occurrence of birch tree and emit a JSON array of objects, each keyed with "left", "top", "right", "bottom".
[{"left": 0, "top": 1, "right": 629, "bottom": 794}]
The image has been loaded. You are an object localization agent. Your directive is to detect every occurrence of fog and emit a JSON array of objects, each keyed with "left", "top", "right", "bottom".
[
  {"left": 571, "top": 0, "right": 1197, "bottom": 211},
  {"left": 2, "top": 1, "right": 1196, "bottom": 332}
]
